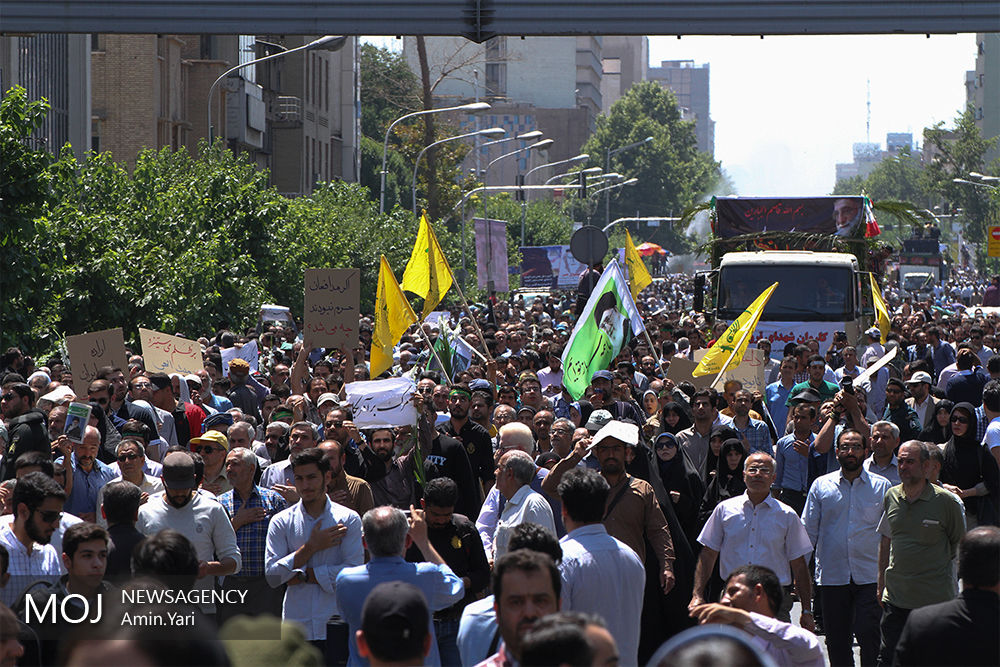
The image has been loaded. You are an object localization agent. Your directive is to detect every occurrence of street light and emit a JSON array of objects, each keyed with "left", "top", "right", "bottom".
[
  {"left": 207, "top": 35, "right": 347, "bottom": 142},
  {"left": 544, "top": 166, "right": 601, "bottom": 185},
  {"left": 954, "top": 178, "right": 999, "bottom": 191},
  {"left": 970, "top": 172, "right": 1000, "bottom": 183},
  {"left": 379, "top": 101, "right": 491, "bottom": 214},
  {"left": 412, "top": 127, "right": 505, "bottom": 217},
  {"left": 480, "top": 139, "right": 554, "bottom": 246},
  {"left": 605, "top": 136, "right": 653, "bottom": 226},
  {"left": 524, "top": 153, "right": 589, "bottom": 182}
]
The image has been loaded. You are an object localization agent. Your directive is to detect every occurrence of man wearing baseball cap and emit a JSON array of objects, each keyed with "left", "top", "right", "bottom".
[
  {"left": 883, "top": 378, "right": 922, "bottom": 443},
  {"left": 903, "top": 371, "right": 939, "bottom": 428},
  {"left": 589, "top": 370, "right": 643, "bottom": 424},
  {"left": 137, "top": 451, "right": 241, "bottom": 615},
  {"left": 189, "top": 430, "right": 231, "bottom": 495},
  {"left": 356, "top": 582, "right": 432, "bottom": 667}
]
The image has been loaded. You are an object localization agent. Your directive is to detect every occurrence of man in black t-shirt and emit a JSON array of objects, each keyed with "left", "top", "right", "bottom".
[{"left": 438, "top": 383, "right": 494, "bottom": 498}]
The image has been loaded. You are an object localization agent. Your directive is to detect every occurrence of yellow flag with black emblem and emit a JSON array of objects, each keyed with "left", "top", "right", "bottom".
[
  {"left": 401, "top": 213, "right": 454, "bottom": 319},
  {"left": 371, "top": 255, "right": 419, "bottom": 377},
  {"left": 870, "top": 273, "right": 890, "bottom": 345},
  {"left": 692, "top": 282, "right": 778, "bottom": 377},
  {"left": 624, "top": 230, "right": 653, "bottom": 299}
]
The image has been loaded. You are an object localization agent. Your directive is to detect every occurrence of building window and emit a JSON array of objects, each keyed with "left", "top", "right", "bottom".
[{"left": 324, "top": 59, "right": 329, "bottom": 112}]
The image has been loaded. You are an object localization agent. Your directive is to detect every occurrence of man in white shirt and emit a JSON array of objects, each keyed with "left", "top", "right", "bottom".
[
  {"left": 691, "top": 564, "right": 824, "bottom": 667},
  {"left": 556, "top": 467, "right": 644, "bottom": 666},
  {"left": 0, "top": 472, "right": 63, "bottom": 606},
  {"left": 537, "top": 347, "right": 564, "bottom": 395},
  {"left": 265, "top": 447, "right": 364, "bottom": 659},
  {"left": 690, "top": 452, "right": 815, "bottom": 629},
  {"left": 492, "top": 450, "right": 556, "bottom": 560},
  {"left": 136, "top": 451, "right": 241, "bottom": 615}
]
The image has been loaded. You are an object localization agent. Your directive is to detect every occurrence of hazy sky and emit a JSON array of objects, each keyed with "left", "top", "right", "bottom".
[
  {"left": 647, "top": 34, "right": 978, "bottom": 197},
  {"left": 366, "top": 34, "right": 978, "bottom": 197}
]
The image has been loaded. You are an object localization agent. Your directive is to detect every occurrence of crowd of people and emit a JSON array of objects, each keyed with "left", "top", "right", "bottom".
[{"left": 0, "top": 264, "right": 998, "bottom": 667}]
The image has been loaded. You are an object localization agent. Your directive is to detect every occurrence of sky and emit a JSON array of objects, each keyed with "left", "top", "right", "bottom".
[{"left": 365, "top": 34, "right": 978, "bottom": 197}]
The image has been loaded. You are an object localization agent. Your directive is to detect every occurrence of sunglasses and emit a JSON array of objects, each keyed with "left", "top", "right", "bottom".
[
  {"left": 655, "top": 441, "right": 677, "bottom": 450},
  {"left": 117, "top": 453, "right": 142, "bottom": 462},
  {"left": 197, "top": 446, "right": 224, "bottom": 455},
  {"left": 0, "top": 393, "right": 14, "bottom": 401},
  {"left": 36, "top": 509, "right": 62, "bottom": 523},
  {"left": 950, "top": 416, "right": 969, "bottom": 424}
]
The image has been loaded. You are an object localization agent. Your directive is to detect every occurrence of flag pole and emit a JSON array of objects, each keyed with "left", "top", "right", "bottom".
[
  {"left": 449, "top": 277, "right": 496, "bottom": 365},
  {"left": 413, "top": 322, "right": 453, "bottom": 387}
]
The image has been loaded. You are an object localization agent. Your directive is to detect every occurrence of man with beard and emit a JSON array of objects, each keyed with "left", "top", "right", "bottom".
[
  {"left": 58, "top": 426, "right": 116, "bottom": 522},
  {"left": 469, "top": 390, "right": 497, "bottom": 442},
  {"left": 324, "top": 406, "right": 367, "bottom": 478},
  {"left": 96, "top": 366, "right": 159, "bottom": 444},
  {"left": 137, "top": 451, "right": 241, "bottom": 616},
  {"left": 802, "top": 429, "right": 892, "bottom": 666},
  {"left": 0, "top": 383, "right": 50, "bottom": 481},
  {"left": 227, "top": 358, "right": 267, "bottom": 423},
  {"left": 405, "top": 477, "right": 491, "bottom": 666},
  {"left": 439, "top": 384, "right": 493, "bottom": 498},
  {"left": 128, "top": 374, "right": 177, "bottom": 449},
  {"left": 260, "top": 422, "right": 320, "bottom": 503},
  {"left": 318, "top": 439, "right": 374, "bottom": 517},
  {"left": 0, "top": 472, "right": 64, "bottom": 606},
  {"left": 361, "top": 394, "right": 434, "bottom": 510},
  {"left": 882, "top": 379, "right": 922, "bottom": 443},
  {"left": 477, "top": 549, "right": 561, "bottom": 667}
]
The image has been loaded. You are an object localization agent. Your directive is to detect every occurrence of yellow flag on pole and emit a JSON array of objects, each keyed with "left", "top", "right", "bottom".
[
  {"left": 401, "top": 213, "right": 454, "bottom": 319},
  {"left": 692, "top": 282, "right": 779, "bottom": 377},
  {"left": 624, "top": 230, "right": 653, "bottom": 299},
  {"left": 870, "top": 273, "right": 890, "bottom": 345},
  {"left": 372, "top": 255, "right": 419, "bottom": 377}
]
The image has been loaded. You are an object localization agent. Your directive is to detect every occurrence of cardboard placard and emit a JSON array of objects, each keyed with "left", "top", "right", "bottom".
[
  {"left": 666, "top": 348, "right": 767, "bottom": 392},
  {"left": 138, "top": 328, "right": 204, "bottom": 376},
  {"left": 304, "top": 268, "right": 360, "bottom": 350},
  {"left": 65, "top": 328, "right": 127, "bottom": 398}
]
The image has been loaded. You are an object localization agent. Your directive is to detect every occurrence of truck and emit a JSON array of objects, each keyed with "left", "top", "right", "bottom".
[{"left": 693, "top": 196, "right": 876, "bottom": 353}]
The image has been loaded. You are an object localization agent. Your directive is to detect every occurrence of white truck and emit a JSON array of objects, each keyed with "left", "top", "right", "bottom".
[{"left": 695, "top": 250, "right": 871, "bottom": 351}]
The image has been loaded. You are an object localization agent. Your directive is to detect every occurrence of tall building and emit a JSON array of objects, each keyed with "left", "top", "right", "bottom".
[
  {"left": 600, "top": 36, "right": 648, "bottom": 113},
  {"left": 88, "top": 34, "right": 358, "bottom": 193},
  {"left": 836, "top": 132, "right": 918, "bottom": 184},
  {"left": 0, "top": 34, "right": 91, "bottom": 160},
  {"left": 647, "top": 59, "right": 714, "bottom": 156},
  {"left": 401, "top": 36, "right": 602, "bottom": 190},
  {"left": 968, "top": 33, "right": 1000, "bottom": 164}
]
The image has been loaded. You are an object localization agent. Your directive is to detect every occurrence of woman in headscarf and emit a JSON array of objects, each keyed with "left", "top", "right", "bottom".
[
  {"left": 659, "top": 401, "right": 693, "bottom": 436},
  {"left": 652, "top": 432, "right": 705, "bottom": 547},
  {"left": 702, "top": 425, "right": 739, "bottom": 486},
  {"left": 698, "top": 438, "right": 748, "bottom": 525},
  {"left": 918, "top": 399, "right": 954, "bottom": 445},
  {"left": 940, "top": 402, "right": 1000, "bottom": 527},
  {"left": 697, "top": 438, "right": 748, "bottom": 603}
]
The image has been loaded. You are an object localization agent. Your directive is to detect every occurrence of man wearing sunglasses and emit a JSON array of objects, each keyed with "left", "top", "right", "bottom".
[
  {"left": 95, "top": 438, "right": 163, "bottom": 528},
  {"left": 189, "top": 430, "right": 232, "bottom": 496},
  {"left": 0, "top": 382, "right": 49, "bottom": 481},
  {"left": 0, "top": 471, "right": 64, "bottom": 607}
]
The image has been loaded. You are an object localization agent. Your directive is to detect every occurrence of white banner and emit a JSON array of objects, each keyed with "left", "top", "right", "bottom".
[
  {"left": 748, "top": 322, "right": 842, "bottom": 358},
  {"left": 221, "top": 339, "right": 260, "bottom": 377},
  {"left": 344, "top": 377, "right": 417, "bottom": 429}
]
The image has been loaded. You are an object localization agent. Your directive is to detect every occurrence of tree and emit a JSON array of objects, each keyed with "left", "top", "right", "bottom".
[
  {"left": 923, "top": 106, "right": 997, "bottom": 249},
  {"left": 581, "top": 81, "right": 721, "bottom": 253}
]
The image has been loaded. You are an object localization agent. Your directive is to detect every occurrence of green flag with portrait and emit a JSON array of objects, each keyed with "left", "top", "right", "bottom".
[{"left": 561, "top": 259, "right": 645, "bottom": 400}]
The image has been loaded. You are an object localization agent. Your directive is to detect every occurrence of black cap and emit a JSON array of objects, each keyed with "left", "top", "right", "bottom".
[
  {"left": 162, "top": 451, "right": 196, "bottom": 489},
  {"left": 790, "top": 387, "right": 823, "bottom": 404},
  {"left": 360, "top": 582, "right": 429, "bottom": 662}
]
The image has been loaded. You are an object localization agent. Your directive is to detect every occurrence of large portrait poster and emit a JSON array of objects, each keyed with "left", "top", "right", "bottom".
[{"left": 714, "top": 196, "right": 869, "bottom": 239}]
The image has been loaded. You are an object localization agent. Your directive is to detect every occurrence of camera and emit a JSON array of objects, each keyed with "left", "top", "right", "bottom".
[{"left": 840, "top": 376, "right": 854, "bottom": 395}]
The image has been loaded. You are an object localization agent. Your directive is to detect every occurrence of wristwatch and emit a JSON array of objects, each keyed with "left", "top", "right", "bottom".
[
  {"left": 801, "top": 610, "right": 813, "bottom": 616},
  {"left": 294, "top": 570, "right": 308, "bottom": 583}
]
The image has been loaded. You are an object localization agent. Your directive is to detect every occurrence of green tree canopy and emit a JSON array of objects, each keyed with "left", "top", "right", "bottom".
[{"left": 580, "top": 81, "right": 722, "bottom": 252}]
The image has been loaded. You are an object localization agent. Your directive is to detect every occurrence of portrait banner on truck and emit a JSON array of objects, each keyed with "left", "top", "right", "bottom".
[
  {"left": 748, "top": 322, "right": 843, "bottom": 357},
  {"left": 713, "top": 196, "right": 871, "bottom": 239},
  {"left": 520, "top": 245, "right": 586, "bottom": 289}
]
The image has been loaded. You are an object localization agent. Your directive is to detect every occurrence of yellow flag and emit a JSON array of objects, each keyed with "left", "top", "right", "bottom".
[
  {"left": 372, "top": 255, "right": 419, "bottom": 377},
  {"left": 693, "top": 282, "right": 779, "bottom": 377},
  {"left": 401, "top": 213, "right": 454, "bottom": 319},
  {"left": 870, "top": 273, "right": 890, "bottom": 345},
  {"left": 624, "top": 230, "right": 653, "bottom": 299}
]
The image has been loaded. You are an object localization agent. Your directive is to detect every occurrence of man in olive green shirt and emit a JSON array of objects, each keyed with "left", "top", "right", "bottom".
[{"left": 876, "top": 440, "right": 965, "bottom": 666}]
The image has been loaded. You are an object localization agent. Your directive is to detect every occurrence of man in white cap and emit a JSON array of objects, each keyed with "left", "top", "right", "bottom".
[
  {"left": 903, "top": 371, "right": 939, "bottom": 428},
  {"left": 860, "top": 327, "right": 885, "bottom": 370},
  {"left": 544, "top": 420, "right": 675, "bottom": 594}
]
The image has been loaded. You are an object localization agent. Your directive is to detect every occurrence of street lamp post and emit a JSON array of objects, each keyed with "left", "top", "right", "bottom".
[
  {"left": 379, "top": 101, "right": 491, "bottom": 214},
  {"left": 517, "top": 153, "right": 588, "bottom": 250},
  {"left": 479, "top": 139, "right": 554, "bottom": 247},
  {"left": 412, "top": 127, "right": 505, "bottom": 217},
  {"left": 592, "top": 178, "right": 638, "bottom": 225},
  {"left": 207, "top": 35, "right": 347, "bottom": 143},
  {"left": 544, "top": 166, "right": 602, "bottom": 185},
  {"left": 604, "top": 136, "right": 652, "bottom": 227}
]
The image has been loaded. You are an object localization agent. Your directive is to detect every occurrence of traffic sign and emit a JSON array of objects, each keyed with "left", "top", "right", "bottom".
[{"left": 989, "top": 226, "right": 1000, "bottom": 257}]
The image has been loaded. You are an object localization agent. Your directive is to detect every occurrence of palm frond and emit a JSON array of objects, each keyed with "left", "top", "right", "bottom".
[
  {"left": 679, "top": 199, "right": 715, "bottom": 228},
  {"left": 870, "top": 199, "right": 934, "bottom": 228}
]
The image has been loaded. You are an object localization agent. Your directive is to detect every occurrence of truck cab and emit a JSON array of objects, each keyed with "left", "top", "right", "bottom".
[{"left": 695, "top": 251, "right": 870, "bottom": 352}]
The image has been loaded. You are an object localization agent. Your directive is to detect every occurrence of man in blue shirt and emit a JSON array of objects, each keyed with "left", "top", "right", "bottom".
[
  {"left": 58, "top": 426, "right": 117, "bottom": 522},
  {"left": 337, "top": 506, "right": 464, "bottom": 667},
  {"left": 802, "top": 428, "right": 892, "bottom": 667},
  {"left": 929, "top": 327, "right": 956, "bottom": 382},
  {"left": 766, "top": 356, "right": 799, "bottom": 433},
  {"left": 773, "top": 405, "right": 815, "bottom": 515}
]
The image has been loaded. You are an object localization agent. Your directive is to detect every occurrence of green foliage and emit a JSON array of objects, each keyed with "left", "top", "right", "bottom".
[
  {"left": 923, "top": 106, "right": 997, "bottom": 247},
  {"left": 580, "top": 81, "right": 721, "bottom": 253}
]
